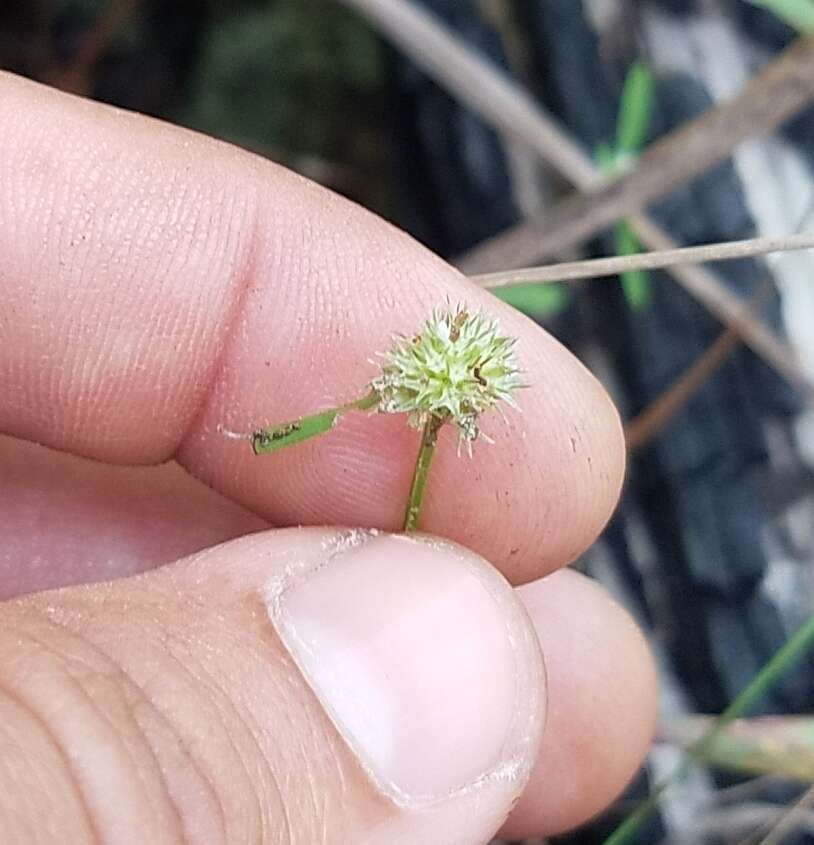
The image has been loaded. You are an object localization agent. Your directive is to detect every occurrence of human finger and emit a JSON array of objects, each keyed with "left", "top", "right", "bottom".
[
  {"left": 0, "top": 71, "right": 624, "bottom": 582},
  {"left": 0, "top": 434, "right": 266, "bottom": 599},
  {"left": 502, "top": 569, "right": 658, "bottom": 838},
  {"left": 0, "top": 529, "right": 544, "bottom": 844}
]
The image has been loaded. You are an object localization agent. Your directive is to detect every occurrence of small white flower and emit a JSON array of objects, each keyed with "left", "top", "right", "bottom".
[{"left": 370, "top": 305, "right": 524, "bottom": 450}]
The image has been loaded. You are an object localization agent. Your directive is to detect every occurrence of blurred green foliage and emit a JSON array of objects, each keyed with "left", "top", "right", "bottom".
[
  {"left": 183, "top": 0, "right": 385, "bottom": 160},
  {"left": 492, "top": 282, "right": 570, "bottom": 321},
  {"left": 598, "top": 61, "right": 656, "bottom": 312}
]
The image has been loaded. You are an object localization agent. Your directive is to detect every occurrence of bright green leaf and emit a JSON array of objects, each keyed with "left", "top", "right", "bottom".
[
  {"left": 492, "top": 282, "right": 571, "bottom": 319},
  {"left": 617, "top": 61, "right": 656, "bottom": 155}
]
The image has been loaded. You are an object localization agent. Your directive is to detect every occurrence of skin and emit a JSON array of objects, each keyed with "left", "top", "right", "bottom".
[{"left": 0, "top": 71, "right": 658, "bottom": 843}]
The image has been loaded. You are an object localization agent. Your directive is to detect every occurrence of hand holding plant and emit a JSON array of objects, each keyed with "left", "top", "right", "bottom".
[
  {"left": 0, "top": 73, "right": 655, "bottom": 845},
  {"left": 232, "top": 305, "right": 525, "bottom": 531}
]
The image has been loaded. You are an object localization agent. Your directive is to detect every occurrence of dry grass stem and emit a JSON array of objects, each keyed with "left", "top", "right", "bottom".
[
  {"left": 471, "top": 232, "right": 814, "bottom": 288},
  {"left": 753, "top": 783, "right": 814, "bottom": 845},
  {"left": 628, "top": 216, "right": 814, "bottom": 399},
  {"left": 341, "top": 0, "right": 814, "bottom": 396},
  {"left": 340, "top": 0, "right": 596, "bottom": 186},
  {"left": 625, "top": 322, "right": 744, "bottom": 451},
  {"left": 460, "top": 36, "right": 814, "bottom": 272},
  {"left": 659, "top": 803, "right": 814, "bottom": 845}
]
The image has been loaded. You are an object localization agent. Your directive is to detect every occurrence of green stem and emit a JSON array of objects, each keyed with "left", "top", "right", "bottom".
[
  {"left": 604, "top": 611, "right": 814, "bottom": 845},
  {"left": 252, "top": 392, "right": 378, "bottom": 455},
  {"left": 403, "top": 414, "right": 444, "bottom": 532}
]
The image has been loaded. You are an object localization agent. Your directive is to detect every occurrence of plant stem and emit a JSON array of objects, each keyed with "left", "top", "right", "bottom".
[
  {"left": 252, "top": 391, "right": 378, "bottom": 454},
  {"left": 604, "top": 610, "right": 814, "bottom": 845},
  {"left": 403, "top": 414, "right": 444, "bottom": 532}
]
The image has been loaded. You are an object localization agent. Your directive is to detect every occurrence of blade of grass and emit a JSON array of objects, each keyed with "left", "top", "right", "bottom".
[
  {"left": 603, "top": 612, "right": 814, "bottom": 845},
  {"left": 604, "top": 63, "right": 656, "bottom": 310},
  {"left": 251, "top": 392, "right": 378, "bottom": 454},
  {"left": 457, "top": 35, "right": 814, "bottom": 273},
  {"left": 617, "top": 62, "right": 656, "bottom": 156},
  {"left": 491, "top": 280, "right": 570, "bottom": 319},
  {"left": 615, "top": 220, "right": 652, "bottom": 310},
  {"left": 340, "top": 0, "right": 814, "bottom": 396}
]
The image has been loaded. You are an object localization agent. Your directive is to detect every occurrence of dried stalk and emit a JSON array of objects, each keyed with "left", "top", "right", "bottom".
[
  {"left": 459, "top": 35, "right": 814, "bottom": 273},
  {"left": 625, "top": 323, "right": 743, "bottom": 451},
  {"left": 339, "top": 0, "right": 814, "bottom": 395},
  {"left": 472, "top": 232, "right": 814, "bottom": 288},
  {"left": 627, "top": 215, "right": 812, "bottom": 398},
  {"left": 340, "top": 0, "right": 597, "bottom": 187},
  {"left": 659, "top": 803, "right": 814, "bottom": 845},
  {"left": 754, "top": 783, "right": 814, "bottom": 845}
]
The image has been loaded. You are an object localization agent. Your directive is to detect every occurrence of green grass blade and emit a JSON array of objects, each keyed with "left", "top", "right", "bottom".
[
  {"left": 615, "top": 221, "right": 651, "bottom": 310},
  {"left": 492, "top": 282, "right": 570, "bottom": 319},
  {"left": 747, "top": 0, "right": 814, "bottom": 34},
  {"left": 603, "top": 611, "right": 814, "bottom": 845},
  {"left": 617, "top": 62, "right": 656, "bottom": 155},
  {"left": 251, "top": 392, "right": 378, "bottom": 454}
]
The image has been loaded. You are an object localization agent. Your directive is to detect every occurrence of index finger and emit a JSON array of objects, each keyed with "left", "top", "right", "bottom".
[{"left": 0, "top": 72, "right": 624, "bottom": 583}]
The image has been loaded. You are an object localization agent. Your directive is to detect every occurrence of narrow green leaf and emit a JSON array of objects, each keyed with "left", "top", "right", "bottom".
[
  {"left": 493, "top": 282, "right": 571, "bottom": 319},
  {"left": 604, "top": 611, "right": 814, "bottom": 845},
  {"left": 747, "top": 0, "right": 814, "bottom": 34},
  {"left": 252, "top": 408, "right": 340, "bottom": 453},
  {"left": 617, "top": 62, "right": 656, "bottom": 155},
  {"left": 251, "top": 392, "right": 378, "bottom": 454},
  {"left": 596, "top": 141, "right": 617, "bottom": 172},
  {"left": 615, "top": 221, "right": 651, "bottom": 310}
]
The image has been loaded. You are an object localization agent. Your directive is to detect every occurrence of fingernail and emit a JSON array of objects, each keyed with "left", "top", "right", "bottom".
[{"left": 265, "top": 532, "right": 542, "bottom": 804}]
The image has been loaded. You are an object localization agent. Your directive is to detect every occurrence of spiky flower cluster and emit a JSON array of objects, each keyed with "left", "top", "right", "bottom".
[{"left": 370, "top": 305, "right": 524, "bottom": 449}]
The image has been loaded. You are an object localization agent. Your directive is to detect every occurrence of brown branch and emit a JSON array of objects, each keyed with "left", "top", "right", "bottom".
[
  {"left": 458, "top": 35, "right": 814, "bottom": 273},
  {"left": 471, "top": 232, "right": 814, "bottom": 288},
  {"left": 627, "top": 215, "right": 812, "bottom": 398},
  {"left": 340, "top": 0, "right": 597, "bottom": 187},
  {"left": 625, "top": 282, "right": 782, "bottom": 452},
  {"left": 625, "top": 325, "right": 744, "bottom": 452},
  {"left": 338, "top": 0, "right": 814, "bottom": 396},
  {"left": 755, "top": 783, "right": 814, "bottom": 845}
]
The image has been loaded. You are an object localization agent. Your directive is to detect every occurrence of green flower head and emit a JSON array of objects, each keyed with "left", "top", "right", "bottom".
[{"left": 370, "top": 305, "right": 525, "bottom": 450}]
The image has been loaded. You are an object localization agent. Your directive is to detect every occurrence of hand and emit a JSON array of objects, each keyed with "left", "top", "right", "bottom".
[{"left": 0, "top": 71, "right": 657, "bottom": 844}]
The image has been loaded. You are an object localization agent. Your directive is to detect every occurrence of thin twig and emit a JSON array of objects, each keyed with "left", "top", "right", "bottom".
[
  {"left": 625, "top": 321, "right": 743, "bottom": 451},
  {"left": 627, "top": 215, "right": 813, "bottom": 399},
  {"left": 459, "top": 35, "right": 814, "bottom": 272},
  {"left": 659, "top": 803, "right": 814, "bottom": 845},
  {"left": 338, "top": 0, "right": 814, "bottom": 396},
  {"left": 753, "top": 783, "right": 814, "bottom": 845},
  {"left": 340, "top": 0, "right": 597, "bottom": 187},
  {"left": 471, "top": 232, "right": 814, "bottom": 288}
]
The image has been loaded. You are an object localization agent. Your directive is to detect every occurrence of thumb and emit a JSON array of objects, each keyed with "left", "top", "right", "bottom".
[{"left": 1, "top": 529, "right": 545, "bottom": 845}]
